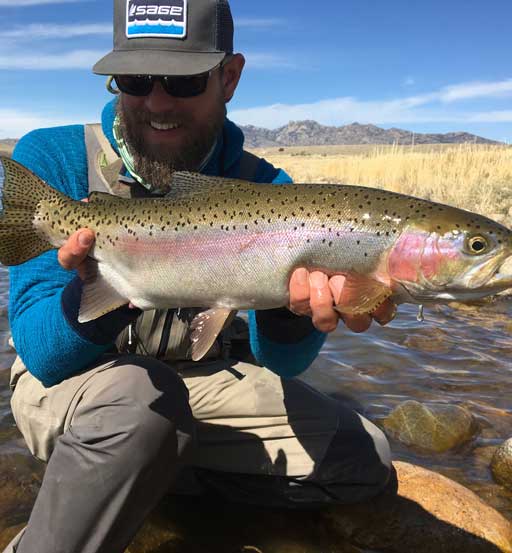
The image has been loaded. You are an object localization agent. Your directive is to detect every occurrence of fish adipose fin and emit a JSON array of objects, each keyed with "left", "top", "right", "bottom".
[
  {"left": 190, "top": 308, "right": 236, "bottom": 361},
  {"left": 334, "top": 273, "right": 392, "bottom": 315},
  {"left": 0, "top": 157, "right": 62, "bottom": 265},
  {"left": 79, "top": 258, "right": 129, "bottom": 323}
]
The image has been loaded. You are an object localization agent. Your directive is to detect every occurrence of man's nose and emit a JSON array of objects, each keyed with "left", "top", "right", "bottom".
[{"left": 144, "top": 80, "right": 177, "bottom": 112}]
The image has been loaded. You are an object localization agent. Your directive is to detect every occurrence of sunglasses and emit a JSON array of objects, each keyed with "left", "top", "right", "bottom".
[{"left": 112, "top": 60, "right": 227, "bottom": 99}]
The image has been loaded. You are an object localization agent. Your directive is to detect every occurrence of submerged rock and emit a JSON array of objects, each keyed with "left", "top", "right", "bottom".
[
  {"left": 128, "top": 499, "right": 368, "bottom": 553},
  {"left": 0, "top": 454, "right": 42, "bottom": 529},
  {"left": 492, "top": 438, "right": 512, "bottom": 490},
  {"left": 325, "top": 462, "right": 512, "bottom": 553},
  {"left": 383, "top": 400, "right": 476, "bottom": 452}
]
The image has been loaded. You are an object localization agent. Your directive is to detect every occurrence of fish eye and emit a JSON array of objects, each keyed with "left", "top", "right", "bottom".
[{"left": 466, "top": 235, "right": 490, "bottom": 255}]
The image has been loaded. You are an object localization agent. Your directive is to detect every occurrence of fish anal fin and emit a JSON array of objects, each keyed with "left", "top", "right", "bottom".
[
  {"left": 334, "top": 273, "right": 392, "bottom": 316},
  {"left": 190, "top": 308, "right": 236, "bottom": 361},
  {"left": 78, "top": 258, "right": 129, "bottom": 323}
]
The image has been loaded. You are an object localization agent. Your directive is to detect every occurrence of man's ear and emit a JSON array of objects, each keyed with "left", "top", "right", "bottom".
[{"left": 221, "top": 54, "right": 245, "bottom": 103}]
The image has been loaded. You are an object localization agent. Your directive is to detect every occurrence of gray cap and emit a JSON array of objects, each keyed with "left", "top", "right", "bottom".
[{"left": 93, "top": 0, "right": 233, "bottom": 76}]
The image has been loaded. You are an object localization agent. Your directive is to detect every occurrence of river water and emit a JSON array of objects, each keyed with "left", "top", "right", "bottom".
[{"left": 0, "top": 263, "right": 511, "bottom": 545}]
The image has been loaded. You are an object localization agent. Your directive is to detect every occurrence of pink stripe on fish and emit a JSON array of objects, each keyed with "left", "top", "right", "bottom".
[{"left": 112, "top": 228, "right": 314, "bottom": 258}]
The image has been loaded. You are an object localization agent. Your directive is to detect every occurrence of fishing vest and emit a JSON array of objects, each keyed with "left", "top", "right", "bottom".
[{"left": 84, "top": 123, "right": 261, "bottom": 362}]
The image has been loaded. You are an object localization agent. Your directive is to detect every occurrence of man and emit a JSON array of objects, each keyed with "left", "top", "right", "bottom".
[{"left": 5, "top": 1, "right": 395, "bottom": 552}]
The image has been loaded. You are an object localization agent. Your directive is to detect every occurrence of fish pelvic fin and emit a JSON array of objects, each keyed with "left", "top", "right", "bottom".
[
  {"left": 0, "top": 157, "right": 64, "bottom": 265},
  {"left": 78, "top": 259, "right": 129, "bottom": 322},
  {"left": 190, "top": 308, "right": 237, "bottom": 361},
  {"left": 334, "top": 273, "right": 393, "bottom": 316}
]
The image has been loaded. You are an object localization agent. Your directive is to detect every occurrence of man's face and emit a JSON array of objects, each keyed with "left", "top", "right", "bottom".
[{"left": 117, "top": 54, "right": 245, "bottom": 192}]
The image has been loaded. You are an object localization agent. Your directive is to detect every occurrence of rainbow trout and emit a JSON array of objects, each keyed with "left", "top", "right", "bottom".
[{"left": 1, "top": 157, "right": 512, "bottom": 360}]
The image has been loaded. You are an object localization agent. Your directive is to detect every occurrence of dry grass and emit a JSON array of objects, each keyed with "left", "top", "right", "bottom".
[{"left": 251, "top": 144, "right": 512, "bottom": 222}]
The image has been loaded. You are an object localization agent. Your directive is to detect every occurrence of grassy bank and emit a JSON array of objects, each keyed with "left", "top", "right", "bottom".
[{"left": 251, "top": 144, "right": 512, "bottom": 222}]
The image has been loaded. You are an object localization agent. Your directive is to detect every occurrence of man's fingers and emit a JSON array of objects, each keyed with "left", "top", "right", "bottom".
[
  {"left": 371, "top": 298, "right": 398, "bottom": 326},
  {"left": 328, "top": 275, "right": 346, "bottom": 304},
  {"left": 309, "top": 271, "right": 338, "bottom": 333},
  {"left": 58, "top": 229, "right": 95, "bottom": 270},
  {"left": 289, "top": 268, "right": 312, "bottom": 316},
  {"left": 339, "top": 312, "right": 372, "bottom": 333}
]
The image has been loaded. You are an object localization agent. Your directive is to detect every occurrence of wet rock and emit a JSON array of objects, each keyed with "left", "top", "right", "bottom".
[
  {"left": 129, "top": 496, "right": 370, "bottom": 553},
  {"left": 324, "top": 461, "right": 512, "bottom": 553},
  {"left": 383, "top": 400, "right": 477, "bottom": 452},
  {"left": 492, "top": 438, "right": 512, "bottom": 490}
]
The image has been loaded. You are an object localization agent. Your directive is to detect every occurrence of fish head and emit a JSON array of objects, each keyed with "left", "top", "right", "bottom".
[{"left": 387, "top": 209, "right": 512, "bottom": 303}]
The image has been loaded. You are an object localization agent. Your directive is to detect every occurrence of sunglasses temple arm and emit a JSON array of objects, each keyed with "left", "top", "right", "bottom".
[{"left": 106, "top": 76, "right": 120, "bottom": 95}]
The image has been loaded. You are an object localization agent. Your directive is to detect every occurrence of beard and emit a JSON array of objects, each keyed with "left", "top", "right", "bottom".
[{"left": 116, "top": 95, "right": 225, "bottom": 194}]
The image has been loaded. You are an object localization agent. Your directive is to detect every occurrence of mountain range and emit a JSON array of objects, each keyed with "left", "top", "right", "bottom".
[
  {"left": 240, "top": 121, "right": 498, "bottom": 148},
  {"left": 0, "top": 122, "right": 498, "bottom": 152}
]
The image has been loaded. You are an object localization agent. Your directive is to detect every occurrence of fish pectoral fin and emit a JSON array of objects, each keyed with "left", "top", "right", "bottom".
[
  {"left": 78, "top": 259, "right": 129, "bottom": 323},
  {"left": 189, "top": 308, "right": 237, "bottom": 362},
  {"left": 333, "top": 273, "right": 392, "bottom": 316}
]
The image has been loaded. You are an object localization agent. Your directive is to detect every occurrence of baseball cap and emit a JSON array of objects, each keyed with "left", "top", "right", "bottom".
[{"left": 93, "top": 0, "right": 233, "bottom": 76}]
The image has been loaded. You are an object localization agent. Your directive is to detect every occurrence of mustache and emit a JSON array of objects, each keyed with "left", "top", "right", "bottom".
[{"left": 131, "top": 110, "right": 188, "bottom": 126}]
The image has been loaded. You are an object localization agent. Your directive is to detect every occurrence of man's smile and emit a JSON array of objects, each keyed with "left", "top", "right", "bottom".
[{"left": 149, "top": 121, "right": 181, "bottom": 131}]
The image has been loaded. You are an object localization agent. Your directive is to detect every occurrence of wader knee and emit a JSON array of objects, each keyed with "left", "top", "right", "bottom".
[{"left": 63, "top": 355, "right": 196, "bottom": 476}]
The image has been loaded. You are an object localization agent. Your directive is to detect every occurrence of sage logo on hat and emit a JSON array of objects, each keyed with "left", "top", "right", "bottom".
[{"left": 126, "top": 0, "right": 187, "bottom": 39}]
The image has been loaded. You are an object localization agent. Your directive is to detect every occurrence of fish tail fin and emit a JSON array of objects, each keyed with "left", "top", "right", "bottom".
[{"left": 0, "top": 156, "right": 61, "bottom": 265}]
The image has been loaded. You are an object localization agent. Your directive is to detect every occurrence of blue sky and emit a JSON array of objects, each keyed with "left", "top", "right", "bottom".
[{"left": 0, "top": 0, "right": 511, "bottom": 141}]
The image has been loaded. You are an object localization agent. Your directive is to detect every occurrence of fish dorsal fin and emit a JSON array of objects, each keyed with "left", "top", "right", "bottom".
[
  {"left": 166, "top": 172, "right": 245, "bottom": 200},
  {"left": 189, "top": 308, "right": 236, "bottom": 361},
  {"left": 88, "top": 190, "right": 122, "bottom": 204},
  {"left": 78, "top": 258, "right": 129, "bottom": 322},
  {"left": 334, "top": 273, "right": 393, "bottom": 316}
]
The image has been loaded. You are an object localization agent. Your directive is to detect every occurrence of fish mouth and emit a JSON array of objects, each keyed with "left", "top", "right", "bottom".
[
  {"left": 482, "top": 255, "right": 512, "bottom": 294},
  {"left": 393, "top": 254, "right": 512, "bottom": 304}
]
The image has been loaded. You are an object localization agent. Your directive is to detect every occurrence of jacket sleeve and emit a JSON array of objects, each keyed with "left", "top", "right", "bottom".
[
  {"left": 9, "top": 129, "right": 138, "bottom": 387},
  {"left": 247, "top": 162, "right": 327, "bottom": 377}
]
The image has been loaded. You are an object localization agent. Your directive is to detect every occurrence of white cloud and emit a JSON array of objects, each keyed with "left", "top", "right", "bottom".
[
  {"left": 0, "top": 49, "right": 107, "bottom": 70},
  {"left": 403, "top": 76, "right": 415, "bottom": 87},
  {"left": 2, "top": 23, "right": 111, "bottom": 39},
  {"left": 0, "top": 108, "right": 91, "bottom": 138},
  {"left": 438, "top": 79, "right": 512, "bottom": 102},
  {"left": 229, "top": 78, "right": 512, "bottom": 128},
  {"left": 0, "top": 0, "right": 90, "bottom": 5}
]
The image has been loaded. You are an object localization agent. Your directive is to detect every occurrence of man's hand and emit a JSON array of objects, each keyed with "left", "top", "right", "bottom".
[
  {"left": 289, "top": 268, "right": 397, "bottom": 333},
  {"left": 58, "top": 228, "right": 95, "bottom": 279}
]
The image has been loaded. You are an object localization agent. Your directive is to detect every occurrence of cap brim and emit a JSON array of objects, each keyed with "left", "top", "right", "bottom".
[{"left": 93, "top": 50, "right": 226, "bottom": 76}]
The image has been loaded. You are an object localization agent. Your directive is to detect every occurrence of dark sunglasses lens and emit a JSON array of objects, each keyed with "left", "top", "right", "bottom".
[
  {"left": 163, "top": 73, "right": 209, "bottom": 98},
  {"left": 114, "top": 75, "right": 153, "bottom": 96}
]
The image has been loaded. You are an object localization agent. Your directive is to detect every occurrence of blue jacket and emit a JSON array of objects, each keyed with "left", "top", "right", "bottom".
[{"left": 9, "top": 100, "right": 326, "bottom": 387}]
